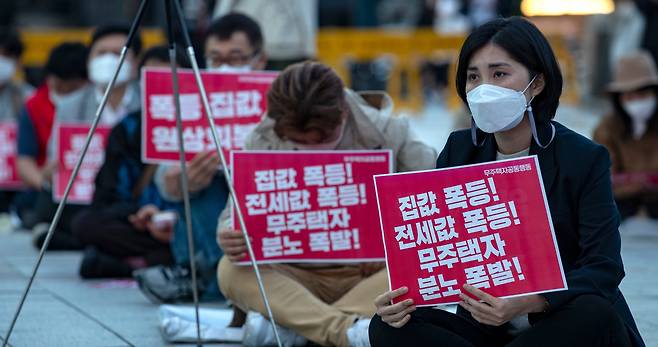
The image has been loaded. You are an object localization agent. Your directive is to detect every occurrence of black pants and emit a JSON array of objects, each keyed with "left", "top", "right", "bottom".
[
  {"left": 30, "top": 189, "right": 87, "bottom": 250},
  {"left": 72, "top": 209, "right": 173, "bottom": 266},
  {"left": 369, "top": 295, "right": 632, "bottom": 347}
]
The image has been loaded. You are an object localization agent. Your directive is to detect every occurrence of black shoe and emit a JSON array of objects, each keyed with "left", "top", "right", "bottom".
[
  {"left": 79, "top": 247, "right": 134, "bottom": 279},
  {"left": 133, "top": 265, "right": 206, "bottom": 304}
]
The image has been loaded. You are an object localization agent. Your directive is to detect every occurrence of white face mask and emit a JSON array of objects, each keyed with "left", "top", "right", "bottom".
[
  {"left": 88, "top": 53, "right": 132, "bottom": 86},
  {"left": 467, "top": 76, "right": 536, "bottom": 134},
  {"left": 0, "top": 55, "right": 17, "bottom": 84},
  {"left": 49, "top": 88, "right": 86, "bottom": 108},
  {"left": 206, "top": 61, "right": 252, "bottom": 73},
  {"left": 623, "top": 96, "right": 656, "bottom": 122},
  {"left": 291, "top": 119, "right": 347, "bottom": 150},
  {"left": 623, "top": 96, "right": 657, "bottom": 139}
]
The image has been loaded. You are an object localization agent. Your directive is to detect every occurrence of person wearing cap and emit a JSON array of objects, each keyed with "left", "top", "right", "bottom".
[{"left": 594, "top": 51, "right": 658, "bottom": 221}]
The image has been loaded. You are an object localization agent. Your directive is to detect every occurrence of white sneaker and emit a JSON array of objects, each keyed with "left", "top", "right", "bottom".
[
  {"left": 346, "top": 318, "right": 371, "bottom": 347},
  {"left": 242, "top": 311, "right": 307, "bottom": 347}
]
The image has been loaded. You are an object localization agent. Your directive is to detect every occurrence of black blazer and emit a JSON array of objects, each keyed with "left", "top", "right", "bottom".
[{"left": 436, "top": 121, "right": 645, "bottom": 347}]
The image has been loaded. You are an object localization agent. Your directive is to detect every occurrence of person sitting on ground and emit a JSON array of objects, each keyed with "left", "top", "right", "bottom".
[
  {"left": 369, "top": 16, "right": 645, "bottom": 347},
  {"left": 17, "top": 42, "right": 89, "bottom": 248},
  {"left": 17, "top": 42, "right": 88, "bottom": 230},
  {"left": 134, "top": 13, "right": 268, "bottom": 304},
  {"left": 72, "top": 46, "right": 188, "bottom": 279},
  {"left": 28, "top": 24, "right": 143, "bottom": 250},
  {"left": 594, "top": 51, "right": 658, "bottom": 221},
  {"left": 0, "top": 27, "right": 35, "bottom": 228},
  {"left": 216, "top": 61, "right": 437, "bottom": 347}
]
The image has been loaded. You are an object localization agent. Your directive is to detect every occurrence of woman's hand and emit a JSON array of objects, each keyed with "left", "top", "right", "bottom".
[
  {"left": 459, "top": 284, "right": 547, "bottom": 326},
  {"left": 374, "top": 287, "right": 416, "bottom": 328}
]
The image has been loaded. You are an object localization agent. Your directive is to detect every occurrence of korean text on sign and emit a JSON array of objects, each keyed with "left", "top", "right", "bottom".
[
  {"left": 0, "top": 122, "right": 26, "bottom": 189},
  {"left": 53, "top": 124, "right": 111, "bottom": 204},
  {"left": 374, "top": 156, "right": 567, "bottom": 306},
  {"left": 141, "top": 68, "right": 278, "bottom": 164},
  {"left": 231, "top": 150, "right": 393, "bottom": 264}
]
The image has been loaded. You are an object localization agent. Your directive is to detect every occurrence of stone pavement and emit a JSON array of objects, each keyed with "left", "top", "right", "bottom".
[
  {"left": 1, "top": 216, "right": 656, "bottom": 346},
  {"left": 1, "top": 102, "right": 656, "bottom": 346}
]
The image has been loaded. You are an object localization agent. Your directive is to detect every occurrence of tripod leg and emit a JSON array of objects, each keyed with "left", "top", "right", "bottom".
[
  {"left": 164, "top": 0, "right": 202, "bottom": 346},
  {"left": 169, "top": 1, "right": 283, "bottom": 346},
  {"left": 1, "top": 1, "right": 151, "bottom": 346}
]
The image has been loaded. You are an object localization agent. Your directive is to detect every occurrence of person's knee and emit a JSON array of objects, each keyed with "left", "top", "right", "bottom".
[
  {"left": 71, "top": 210, "right": 97, "bottom": 243},
  {"left": 369, "top": 314, "right": 397, "bottom": 347},
  {"left": 217, "top": 256, "right": 240, "bottom": 299},
  {"left": 569, "top": 295, "right": 625, "bottom": 332}
]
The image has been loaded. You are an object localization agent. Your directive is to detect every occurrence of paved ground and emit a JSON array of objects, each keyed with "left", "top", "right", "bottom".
[{"left": 1, "top": 102, "right": 656, "bottom": 346}]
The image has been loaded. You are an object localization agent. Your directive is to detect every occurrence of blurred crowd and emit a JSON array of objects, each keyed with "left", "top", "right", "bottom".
[{"left": 0, "top": 0, "right": 657, "bottom": 346}]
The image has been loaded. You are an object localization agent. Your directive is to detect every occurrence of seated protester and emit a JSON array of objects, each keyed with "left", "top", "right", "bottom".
[
  {"left": 216, "top": 62, "right": 437, "bottom": 347},
  {"left": 0, "top": 28, "right": 35, "bottom": 226},
  {"left": 370, "top": 17, "right": 645, "bottom": 347},
  {"left": 72, "top": 46, "right": 186, "bottom": 278},
  {"left": 594, "top": 51, "right": 658, "bottom": 221},
  {"left": 134, "top": 13, "right": 267, "bottom": 303},
  {"left": 29, "top": 24, "right": 143, "bottom": 250},
  {"left": 17, "top": 42, "right": 88, "bottom": 229}
]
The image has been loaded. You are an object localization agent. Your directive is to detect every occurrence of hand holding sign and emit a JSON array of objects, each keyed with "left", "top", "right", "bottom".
[
  {"left": 218, "top": 228, "right": 249, "bottom": 262},
  {"left": 162, "top": 151, "right": 219, "bottom": 199},
  {"left": 374, "top": 287, "right": 416, "bottom": 328},
  {"left": 458, "top": 284, "right": 547, "bottom": 326}
]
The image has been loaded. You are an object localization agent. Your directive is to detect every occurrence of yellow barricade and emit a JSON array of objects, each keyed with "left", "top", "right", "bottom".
[{"left": 18, "top": 28, "right": 578, "bottom": 112}]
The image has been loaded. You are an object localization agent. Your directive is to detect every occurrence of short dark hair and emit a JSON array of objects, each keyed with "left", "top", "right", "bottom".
[
  {"left": 611, "top": 86, "right": 658, "bottom": 137},
  {"left": 456, "top": 17, "right": 563, "bottom": 123},
  {"left": 44, "top": 42, "right": 88, "bottom": 80},
  {"left": 137, "top": 45, "right": 190, "bottom": 71},
  {"left": 0, "top": 28, "right": 23, "bottom": 58},
  {"left": 205, "top": 13, "right": 263, "bottom": 54},
  {"left": 267, "top": 62, "right": 346, "bottom": 140},
  {"left": 90, "top": 24, "right": 142, "bottom": 56}
]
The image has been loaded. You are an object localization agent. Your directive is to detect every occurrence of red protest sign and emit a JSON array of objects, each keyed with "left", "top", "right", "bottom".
[
  {"left": 141, "top": 68, "right": 277, "bottom": 165},
  {"left": 0, "top": 122, "right": 26, "bottom": 190},
  {"left": 374, "top": 156, "right": 567, "bottom": 306},
  {"left": 231, "top": 150, "right": 393, "bottom": 264},
  {"left": 53, "top": 124, "right": 111, "bottom": 204}
]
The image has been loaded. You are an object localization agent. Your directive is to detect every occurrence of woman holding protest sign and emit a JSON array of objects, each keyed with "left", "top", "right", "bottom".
[{"left": 369, "top": 17, "right": 645, "bottom": 347}]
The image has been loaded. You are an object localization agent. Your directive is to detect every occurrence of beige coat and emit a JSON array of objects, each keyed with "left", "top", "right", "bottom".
[{"left": 217, "top": 89, "right": 437, "bottom": 231}]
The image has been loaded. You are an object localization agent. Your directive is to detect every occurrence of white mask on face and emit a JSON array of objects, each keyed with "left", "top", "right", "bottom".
[
  {"left": 49, "top": 88, "right": 85, "bottom": 108},
  {"left": 291, "top": 119, "right": 347, "bottom": 150},
  {"left": 467, "top": 76, "right": 537, "bottom": 134},
  {"left": 206, "top": 61, "right": 252, "bottom": 73},
  {"left": 88, "top": 53, "right": 132, "bottom": 86},
  {"left": 622, "top": 96, "right": 657, "bottom": 139},
  {"left": 0, "top": 55, "right": 17, "bottom": 84}
]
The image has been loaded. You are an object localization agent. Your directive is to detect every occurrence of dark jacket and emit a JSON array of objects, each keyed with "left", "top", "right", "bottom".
[
  {"left": 92, "top": 111, "right": 176, "bottom": 219},
  {"left": 437, "top": 121, "right": 645, "bottom": 347}
]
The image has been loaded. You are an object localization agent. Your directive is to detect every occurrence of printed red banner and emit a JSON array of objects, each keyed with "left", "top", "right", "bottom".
[
  {"left": 53, "top": 124, "right": 111, "bottom": 204},
  {"left": 231, "top": 150, "right": 393, "bottom": 264},
  {"left": 374, "top": 156, "right": 567, "bottom": 306},
  {"left": 141, "top": 68, "right": 277, "bottom": 165},
  {"left": 0, "top": 122, "right": 26, "bottom": 190}
]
